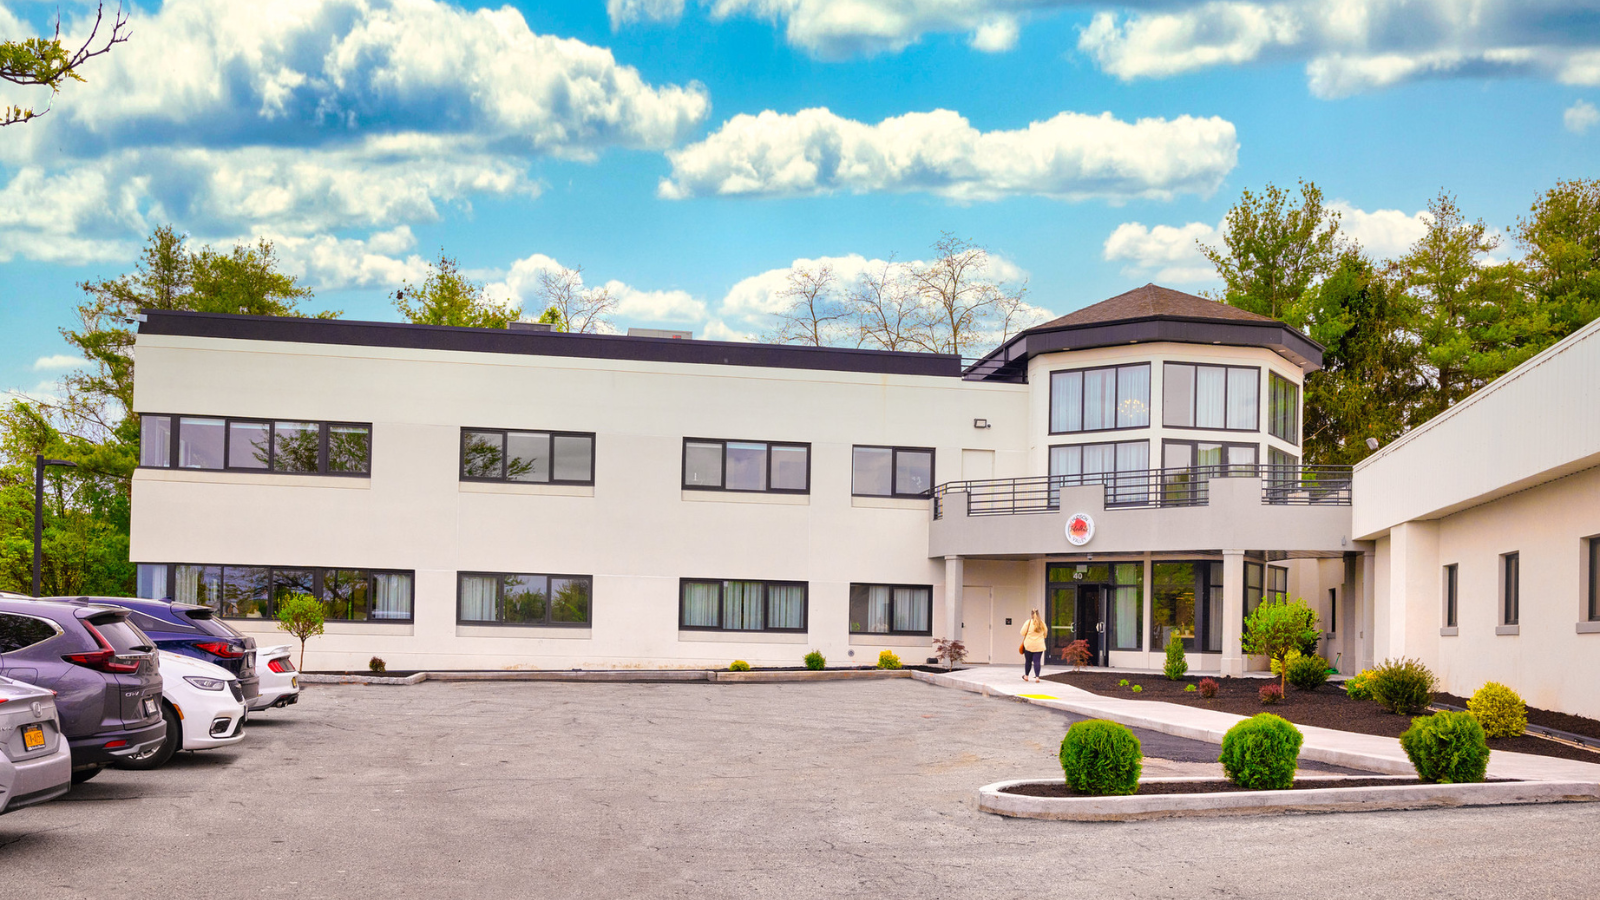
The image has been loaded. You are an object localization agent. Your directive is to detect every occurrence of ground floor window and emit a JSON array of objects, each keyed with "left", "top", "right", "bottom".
[
  {"left": 1108, "top": 563, "right": 1143, "bottom": 651},
  {"left": 1151, "top": 561, "right": 1222, "bottom": 652},
  {"left": 680, "top": 579, "right": 807, "bottom": 633},
  {"left": 1267, "top": 565, "right": 1288, "bottom": 602},
  {"left": 1502, "top": 552, "right": 1520, "bottom": 626},
  {"left": 1589, "top": 538, "right": 1599, "bottom": 622},
  {"left": 1444, "top": 563, "right": 1459, "bottom": 627},
  {"left": 136, "top": 563, "right": 413, "bottom": 621},
  {"left": 849, "top": 584, "right": 932, "bottom": 635},
  {"left": 458, "top": 572, "right": 592, "bottom": 626},
  {"left": 1244, "top": 561, "right": 1263, "bottom": 616}
]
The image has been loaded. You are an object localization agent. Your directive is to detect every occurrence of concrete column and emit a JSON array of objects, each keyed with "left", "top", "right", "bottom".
[
  {"left": 1360, "top": 549, "right": 1377, "bottom": 671},
  {"left": 943, "top": 556, "right": 964, "bottom": 642},
  {"left": 1220, "top": 550, "right": 1246, "bottom": 676}
]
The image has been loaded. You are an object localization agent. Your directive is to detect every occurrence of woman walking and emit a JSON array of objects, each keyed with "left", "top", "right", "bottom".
[{"left": 1020, "top": 610, "right": 1047, "bottom": 683}]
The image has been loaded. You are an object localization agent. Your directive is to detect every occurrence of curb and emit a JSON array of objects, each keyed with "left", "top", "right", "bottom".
[
  {"left": 977, "top": 777, "right": 1600, "bottom": 821},
  {"left": 300, "top": 673, "right": 427, "bottom": 685},
  {"left": 711, "top": 669, "right": 913, "bottom": 683},
  {"left": 301, "top": 668, "right": 915, "bottom": 685}
]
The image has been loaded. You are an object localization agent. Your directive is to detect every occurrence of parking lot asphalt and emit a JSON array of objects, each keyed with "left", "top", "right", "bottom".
[{"left": 4, "top": 679, "right": 1598, "bottom": 899}]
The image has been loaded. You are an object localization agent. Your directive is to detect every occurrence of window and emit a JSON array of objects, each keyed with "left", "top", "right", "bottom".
[
  {"left": 1268, "top": 372, "right": 1300, "bottom": 444},
  {"left": 0, "top": 614, "right": 59, "bottom": 652},
  {"left": 1050, "top": 440, "right": 1150, "bottom": 506},
  {"left": 460, "top": 428, "right": 595, "bottom": 485},
  {"left": 1162, "top": 441, "right": 1258, "bottom": 473},
  {"left": 137, "top": 564, "right": 412, "bottom": 622},
  {"left": 851, "top": 446, "right": 935, "bottom": 498},
  {"left": 1163, "top": 363, "right": 1259, "bottom": 431},
  {"left": 1152, "top": 562, "right": 1222, "bottom": 652},
  {"left": 458, "top": 572, "right": 592, "bottom": 626},
  {"left": 682, "top": 439, "right": 809, "bottom": 493},
  {"left": 1503, "top": 553, "right": 1520, "bottom": 626},
  {"left": 1444, "top": 563, "right": 1459, "bottom": 628},
  {"left": 1245, "top": 562, "right": 1263, "bottom": 616},
  {"left": 139, "top": 415, "right": 371, "bottom": 476},
  {"left": 680, "top": 579, "right": 807, "bottom": 632},
  {"left": 1267, "top": 565, "right": 1288, "bottom": 603},
  {"left": 1108, "top": 563, "right": 1143, "bottom": 652},
  {"left": 1329, "top": 588, "right": 1337, "bottom": 633},
  {"left": 849, "top": 584, "right": 933, "bottom": 635},
  {"left": 1050, "top": 364, "right": 1151, "bottom": 433},
  {"left": 1590, "top": 538, "right": 1600, "bottom": 622}
]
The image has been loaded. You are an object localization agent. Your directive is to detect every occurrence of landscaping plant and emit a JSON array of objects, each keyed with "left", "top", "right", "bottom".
[
  {"left": 729, "top": 660, "right": 751, "bottom": 672},
  {"left": 1117, "top": 678, "right": 1130, "bottom": 687},
  {"left": 1219, "top": 713, "right": 1303, "bottom": 790},
  {"left": 1259, "top": 682, "right": 1284, "bottom": 704},
  {"left": 876, "top": 650, "right": 902, "bottom": 670},
  {"left": 368, "top": 656, "right": 386, "bottom": 674},
  {"left": 1184, "top": 684, "right": 1197, "bottom": 692},
  {"left": 1286, "top": 654, "right": 1330, "bottom": 691},
  {"left": 1467, "top": 682, "right": 1527, "bottom": 737},
  {"left": 1131, "top": 685, "right": 1143, "bottom": 693},
  {"left": 1060, "top": 639, "right": 1091, "bottom": 671},
  {"left": 932, "top": 638, "right": 967, "bottom": 671},
  {"left": 275, "top": 592, "right": 326, "bottom": 671},
  {"left": 1059, "top": 720, "right": 1142, "bottom": 796},
  {"left": 1400, "top": 711, "right": 1490, "bottom": 784},
  {"left": 804, "top": 650, "right": 826, "bottom": 670},
  {"left": 1345, "top": 669, "right": 1375, "bottom": 701},
  {"left": 1198, "top": 677, "right": 1219, "bottom": 699},
  {"left": 1242, "top": 597, "right": 1320, "bottom": 693},
  {"left": 1163, "top": 631, "right": 1188, "bottom": 681},
  {"left": 1369, "top": 657, "right": 1437, "bottom": 715}
]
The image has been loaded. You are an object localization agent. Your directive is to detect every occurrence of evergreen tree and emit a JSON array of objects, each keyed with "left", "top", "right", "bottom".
[
  {"left": 1514, "top": 178, "right": 1600, "bottom": 343},
  {"left": 392, "top": 251, "right": 519, "bottom": 328}
]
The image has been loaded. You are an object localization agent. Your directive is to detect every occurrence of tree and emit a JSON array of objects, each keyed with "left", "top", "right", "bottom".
[
  {"left": 907, "top": 233, "right": 1033, "bottom": 356},
  {"left": 1242, "top": 598, "right": 1320, "bottom": 694},
  {"left": 529, "top": 264, "right": 617, "bottom": 334},
  {"left": 1200, "top": 180, "right": 1346, "bottom": 326},
  {"left": 394, "top": 251, "right": 518, "bottom": 328},
  {"left": 275, "top": 593, "right": 326, "bottom": 671},
  {"left": 765, "top": 262, "right": 850, "bottom": 346},
  {"left": 1, "top": 2, "right": 129, "bottom": 126},
  {"left": 848, "top": 257, "right": 925, "bottom": 351},
  {"left": 1514, "top": 178, "right": 1600, "bottom": 343}
]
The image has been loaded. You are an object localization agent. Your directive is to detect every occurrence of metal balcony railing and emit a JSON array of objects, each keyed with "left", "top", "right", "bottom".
[{"left": 931, "top": 464, "right": 1352, "bottom": 518}]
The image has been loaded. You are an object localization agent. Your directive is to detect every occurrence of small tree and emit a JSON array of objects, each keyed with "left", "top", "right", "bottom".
[
  {"left": 1060, "top": 639, "right": 1091, "bottom": 671},
  {"left": 275, "top": 593, "right": 326, "bottom": 671},
  {"left": 1163, "top": 631, "right": 1188, "bottom": 681},
  {"left": 932, "top": 637, "right": 968, "bottom": 671},
  {"left": 1242, "top": 598, "right": 1320, "bottom": 693}
]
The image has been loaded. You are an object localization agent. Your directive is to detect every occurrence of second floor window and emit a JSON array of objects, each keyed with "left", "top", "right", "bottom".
[
  {"left": 461, "top": 429, "right": 595, "bottom": 485},
  {"left": 852, "top": 446, "right": 934, "bottom": 497},
  {"left": 1050, "top": 364, "right": 1150, "bottom": 433},
  {"left": 1268, "top": 372, "right": 1300, "bottom": 444},
  {"left": 140, "top": 415, "right": 370, "bottom": 475},
  {"left": 683, "top": 439, "right": 809, "bottom": 493},
  {"left": 1163, "top": 363, "right": 1258, "bottom": 431}
]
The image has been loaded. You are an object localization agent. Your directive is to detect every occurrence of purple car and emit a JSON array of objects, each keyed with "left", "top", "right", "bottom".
[{"left": 0, "top": 597, "right": 165, "bottom": 783}]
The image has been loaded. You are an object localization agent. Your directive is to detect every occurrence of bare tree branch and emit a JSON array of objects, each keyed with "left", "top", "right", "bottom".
[
  {"left": 531, "top": 265, "right": 617, "bottom": 334},
  {"left": 764, "top": 262, "right": 850, "bottom": 346},
  {"left": 1, "top": 3, "right": 130, "bottom": 126}
]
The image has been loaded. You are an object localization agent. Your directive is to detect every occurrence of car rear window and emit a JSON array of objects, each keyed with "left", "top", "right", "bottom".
[
  {"left": 183, "top": 608, "right": 245, "bottom": 639},
  {"left": 88, "top": 615, "right": 154, "bottom": 653},
  {"left": 129, "top": 610, "right": 199, "bottom": 635}
]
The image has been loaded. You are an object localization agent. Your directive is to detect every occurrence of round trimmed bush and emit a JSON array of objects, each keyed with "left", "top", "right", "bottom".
[
  {"left": 803, "top": 650, "right": 826, "bottom": 670},
  {"left": 1400, "top": 711, "right": 1489, "bottom": 783},
  {"left": 1059, "top": 720, "right": 1142, "bottom": 796},
  {"left": 876, "top": 650, "right": 902, "bottom": 670},
  {"left": 1286, "top": 654, "right": 1330, "bottom": 691},
  {"left": 1467, "top": 682, "right": 1527, "bottom": 738},
  {"left": 1369, "top": 657, "right": 1437, "bottom": 715},
  {"left": 728, "top": 660, "right": 750, "bottom": 672},
  {"left": 1219, "top": 713, "right": 1303, "bottom": 790}
]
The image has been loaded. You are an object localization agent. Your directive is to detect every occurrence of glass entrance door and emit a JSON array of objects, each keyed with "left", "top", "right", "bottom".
[
  {"left": 1075, "top": 585, "right": 1105, "bottom": 666},
  {"left": 1046, "top": 564, "right": 1111, "bottom": 667}
]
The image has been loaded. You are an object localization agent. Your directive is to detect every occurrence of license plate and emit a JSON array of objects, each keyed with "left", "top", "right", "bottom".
[
  {"left": 142, "top": 697, "right": 158, "bottom": 717},
  {"left": 21, "top": 724, "right": 44, "bottom": 752}
]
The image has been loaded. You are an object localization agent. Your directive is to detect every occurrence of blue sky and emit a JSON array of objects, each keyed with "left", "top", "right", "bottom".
[{"left": 2, "top": 0, "right": 1597, "bottom": 398}]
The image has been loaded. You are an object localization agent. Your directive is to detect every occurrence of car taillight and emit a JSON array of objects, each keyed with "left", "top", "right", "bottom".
[
  {"left": 268, "top": 658, "right": 296, "bottom": 674},
  {"left": 63, "top": 623, "right": 143, "bottom": 674},
  {"left": 194, "top": 641, "right": 244, "bottom": 659}
]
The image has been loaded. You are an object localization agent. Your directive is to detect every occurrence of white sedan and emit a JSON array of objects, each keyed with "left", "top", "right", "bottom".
[
  {"left": 248, "top": 644, "right": 300, "bottom": 712},
  {"left": 0, "top": 675, "right": 71, "bottom": 815},
  {"left": 115, "top": 652, "right": 246, "bottom": 770}
]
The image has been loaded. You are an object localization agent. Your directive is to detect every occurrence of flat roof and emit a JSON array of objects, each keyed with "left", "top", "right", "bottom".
[{"left": 137, "top": 310, "right": 966, "bottom": 379}]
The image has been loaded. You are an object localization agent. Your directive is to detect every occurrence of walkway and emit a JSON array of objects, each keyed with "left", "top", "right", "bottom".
[{"left": 912, "top": 664, "right": 1600, "bottom": 783}]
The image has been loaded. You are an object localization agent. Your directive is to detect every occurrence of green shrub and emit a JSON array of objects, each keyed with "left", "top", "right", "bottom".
[
  {"left": 1286, "top": 654, "right": 1330, "bottom": 691},
  {"left": 1345, "top": 669, "right": 1375, "bottom": 701},
  {"left": 1243, "top": 597, "right": 1320, "bottom": 693},
  {"left": 1369, "top": 657, "right": 1437, "bottom": 715},
  {"left": 1400, "top": 712, "right": 1490, "bottom": 783},
  {"left": 1131, "top": 685, "right": 1143, "bottom": 693},
  {"left": 876, "top": 650, "right": 902, "bottom": 670},
  {"left": 1467, "top": 682, "right": 1527, "bottom": 737},
  {"left": 368, "top": 656, "right": 386, "bottom": 674},
  {"left": 1219, "top": 713, "right": 1303, "bottom": 790},
  {"left": 1059, "top": 720, "right": 1142, "bottom": 796},
  {"left": 1184, "top": 684, "right": 1197, "bottom": 692},
  {"left": 728, "top": 660, "right": 751, "bottom": 672},
  {"left": 1117, "top": 678, "right": 1129, "bottom": 687},
  {"left": 1163, "top": 631, "right": 1188, "bottom": 681},
  {"left": 804, "top": 650, "right": 826, "bottom": 671}
]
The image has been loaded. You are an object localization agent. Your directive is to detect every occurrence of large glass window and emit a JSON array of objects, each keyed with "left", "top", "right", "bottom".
[
  {"left": 1050, "top": 364, "right": 1150, "bottom": 434},
  {"left": 1162, "top": 440, "right": 1258, "bottom": 478},
  {"left": 1268, "top": 372, "right": 1300, "bottom": 444},
  {"left": 1163, "top": 363, "right": 1259, "bottom": 431},
  {"left": 681, "top": 440, "right": 809, "bottom": 494},
  {"left": 1503, "top": 553, "right": 1520, "bottom": 626},
  {"left": 457, "top": 572, "right": 592, "bottom": 626},
  {"left": 459, "top": 428, "right": 595, "bottom": 485},
  {"left": 1049, "top": 440, "right": 1150, "bottom": 506},
  {"left": 1152, "top": 561, "right": 1222, "bottom": 652},
  {"left": 139, "top": 564, "right": 411, "bottom": 622},
  {"left": 1267, "top": 565, "right": 1288, "bottom": 603},
  {"left": 849, "top": 584, "right": 933, "bottom": 635},
  {"left": 679, "top": 579, "right": 808, "bottom": 632},
  {"left": 177, "top": 417, "right": 225, "bottom": 469},
  {"left": 140, "top": 415, "right": 370, "bottom": 476},
  {"left": 852, "top": 446, "right": 935, "bottom": 498},
  {"left": 1109, "top": 563, "right": 1143, "bottom": 651}
]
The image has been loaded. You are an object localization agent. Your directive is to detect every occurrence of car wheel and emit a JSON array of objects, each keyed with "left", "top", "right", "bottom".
[
  {"left": 113, "top": 701, "right": 180, "bottom": 771},
  {"left": 70, "top": 767, "right": 103, "bottom": 785}
]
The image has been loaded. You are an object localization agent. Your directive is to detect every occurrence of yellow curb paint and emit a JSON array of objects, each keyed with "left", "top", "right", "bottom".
[{"left": 1019, "top": 694, "right": 1059, "bottom": 700}]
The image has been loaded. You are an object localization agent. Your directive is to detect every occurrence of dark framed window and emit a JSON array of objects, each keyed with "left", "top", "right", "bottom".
[
  {"left": 137, "top": 414, "right": 371, "bottom": 476},
  {"left": 458, "top": 572, "right": 592, "bottom": 626},
  {"left": 679, "top": 579, "right": 808, "bottom": 632},
  {"left": 1162, "top": 440, "right": 1258, "bottom": 472},
  {"left": 460, "top": 428, "right": 595, "bottom": 485},
  {"left": 849, "top": 584, "right": 932, "bottom": 634},
  {"left": 135, "top": 563, "right": 412, "bottom": 622},
  {"left": 1050, "top": 363, "right": 1151, "bottom": 434},
  {"left": 0, "top": 613, "right": 60, "bottom": 653},
  {"left": 1152, "top": 561, "right": 1222, "bottom": 653},
  {"left": 1444, "top": 563, "right": 1458, "bottom": 628},
  {"left": 1245, "top": 561, "right": 1263, "bottom": 616},
  {"left": 1329, "top": 588, "right": 1337, "bottom": 633},
  {"left": 1267, "top": 565, "right": 1288, "bottom": 603},
  {"left": 1049, "top": 440, "right": 1149, "bottom": 505},
  {"left": 1590, "top": 538, "right": 1600, "bottom": 622},
  {"left": 1108, "top": 562, "right": 1143, "bottom": 652},
  {"left": 851, "top": 446, "right": 935, "bottom": 498},
  {"left": 1268, "top": 372, "right": 1300, "bottom": 444},
  {"left": 1162, "top": 363, "right": 1259, "bottom": 431},
  {"left": 1503, "top": 552, "right": 1520, "bottom": 626},
  {"left": 682, "top": 439, "right": 810, "bottom": 494}
]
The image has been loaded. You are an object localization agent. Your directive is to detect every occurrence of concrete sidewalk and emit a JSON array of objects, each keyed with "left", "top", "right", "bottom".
[{"left": 913, "top": 664, "right": 1600, "bottom": 783}]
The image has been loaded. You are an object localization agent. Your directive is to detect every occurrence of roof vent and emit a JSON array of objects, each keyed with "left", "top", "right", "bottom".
[
  {"left": 509, "top": 321, "right": 554, "bottom": 333},
  {"left": 627, "top": 328, "right": 693, "bottom": 340}
]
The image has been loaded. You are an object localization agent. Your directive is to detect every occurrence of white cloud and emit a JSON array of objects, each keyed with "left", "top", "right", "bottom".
[
  {"left": 484, "top": 252, "right": 708, "bottom": 325},
  {"left": 969, "top": 16, "right": 1020, "bottom": 53},
  {"left": 33, "top": 355, "right": 85, "bottom": 371},
  {"left": 265, "top": 227, "right": 433, "bottom": 291},
  {"left": 608, "top": 0, "right": 687, "bottom": 26},
  {"left": 1331, "top": 202, "right": 1432, "bottom": 259},
  {"left": 660, "top": 107, "right": 1238, "bottom": 201},
  {"left": 708, "top": 0, "right": 1029, "bottom": 58},
  {"left": 1565, "top": 99, "right": 1600, "bottom": 134},
  {"left": 701, "top": 319, "right": 757, "bottom": 342}
]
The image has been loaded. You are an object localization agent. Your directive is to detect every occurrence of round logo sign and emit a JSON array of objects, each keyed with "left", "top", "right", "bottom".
[{"left": 1065, "top": 513, "right": 1095, "bottom": 546}]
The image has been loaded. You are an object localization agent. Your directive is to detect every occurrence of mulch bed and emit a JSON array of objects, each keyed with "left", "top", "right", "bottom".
[
  {"left": 1040, "top": 670, "right": 1600, "bottom": 764},
  {"left": 1438, "top": 692, "right": 1600, "bottom": 743},
  {"left": 1002, "top": 778, "right": 1448, "bottom": 797}
]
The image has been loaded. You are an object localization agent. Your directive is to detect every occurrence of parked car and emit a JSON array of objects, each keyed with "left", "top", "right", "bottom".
[
  {"left": 0, "top": 598, "right": 164, "bottom": 782},
  {"left": 48, "top": 597, "right": 259, "bottom": 707},
  {"left": 0, "top": 674, "right": 72, "bottom": 814},
  {"left": 250, "top": 644, "right": 300, "bottom": 711},
  {"left": 116, "top": 652, "right": 246, "bottom": 770}
]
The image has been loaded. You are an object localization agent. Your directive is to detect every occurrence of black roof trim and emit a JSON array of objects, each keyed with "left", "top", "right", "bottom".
[
  {"left": 965, "top": 314, "right": 1324, "bottom": 382},
  {"left": 138, "top": 310, "right": 964, "bottom": 378}
]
